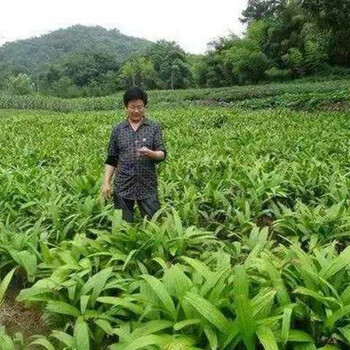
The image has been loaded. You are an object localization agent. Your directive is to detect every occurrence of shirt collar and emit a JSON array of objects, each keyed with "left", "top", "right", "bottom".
[{"left": 122, "top": 117, "right": 149, "bottom": 128}]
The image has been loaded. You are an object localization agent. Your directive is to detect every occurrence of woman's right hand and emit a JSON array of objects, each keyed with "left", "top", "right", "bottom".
[{"left": 103, "top": 182, "right": 112, "bottom": 200}]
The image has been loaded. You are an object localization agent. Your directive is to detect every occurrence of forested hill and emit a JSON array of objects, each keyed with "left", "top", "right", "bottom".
[
  {"left": 0, "top": 25, "right": 152, "bottom": 74},
  {"left": 1, "top": 0, "right": 350, "bottom": 98}
]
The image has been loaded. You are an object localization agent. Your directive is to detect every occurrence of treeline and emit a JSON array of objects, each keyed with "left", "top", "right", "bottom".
[
  {"left": 0, "top": 38, "right": 191, "bottom": 98},
  {"left": 1, "top": 0, "right": 350, "bottom": 97},
  {"left": 193, "top": 0, "right": 350, "bottom": 87}
]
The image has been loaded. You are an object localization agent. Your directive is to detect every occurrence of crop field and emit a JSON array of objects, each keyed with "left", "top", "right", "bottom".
[
  {"left": 2, "top": 84, "right": 350, "bottom": 349},
  {"left": 1, "top": 77, "right": 350, "bottom": 113}
]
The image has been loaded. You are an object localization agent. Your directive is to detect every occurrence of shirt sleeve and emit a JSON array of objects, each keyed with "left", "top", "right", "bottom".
[
  {"left": 105, "top": 126, "right": 119, "bottom": 166},
  {"left": 152, "top": 123, "right": 167, "bottom": 162}
]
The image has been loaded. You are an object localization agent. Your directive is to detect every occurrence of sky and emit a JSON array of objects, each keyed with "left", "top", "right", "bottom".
[{"left": 0, "top": 0, "right": 248, "bottom": 54}]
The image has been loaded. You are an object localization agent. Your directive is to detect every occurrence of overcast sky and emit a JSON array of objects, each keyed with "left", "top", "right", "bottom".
[{"left": 0, "top": 0, "right": 248, "bottom": 54}]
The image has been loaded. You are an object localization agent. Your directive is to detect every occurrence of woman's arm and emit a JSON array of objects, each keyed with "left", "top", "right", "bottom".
[{"left": 103, "top": 164, "right": 116, "bottom": 199}]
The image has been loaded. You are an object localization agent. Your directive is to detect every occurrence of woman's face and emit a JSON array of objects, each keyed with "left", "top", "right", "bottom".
[{"left": 126, "top": 99, "right": 145, "bottom": 122}]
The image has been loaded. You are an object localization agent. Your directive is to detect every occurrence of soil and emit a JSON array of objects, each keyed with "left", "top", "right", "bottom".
[
  {"left": 320, "top": 100, "right": 350, "bottom": 111},
  {"left": 256, "top": 214, "right": 274, "bottom": 228},
  {"left": 0, "top": 281, "right": 49, "bottom": 341}
]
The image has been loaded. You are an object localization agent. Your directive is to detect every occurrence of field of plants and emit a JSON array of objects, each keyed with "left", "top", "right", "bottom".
[
  {"left": 1, "top": 77, "right": 350, "bottom": 113},
  {"left": 1, "top": 81, "right": 350, "bottom": 349}
]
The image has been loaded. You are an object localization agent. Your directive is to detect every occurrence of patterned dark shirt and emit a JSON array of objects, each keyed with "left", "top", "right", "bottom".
[{"left": 105, "top": 117, "right": 166, "bottom": 200}]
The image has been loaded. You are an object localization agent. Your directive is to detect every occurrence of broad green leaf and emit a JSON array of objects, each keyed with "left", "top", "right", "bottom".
[
  {"left": 81, "top": 267, "right": 113, "bottom": 304},
  {"left": 74, "top": 316, "right": 90, "bottom": 350},
  {"left": 234, "top": 265, "right": 255, "bottom": 350},
  {"left": 251, "top": 288, "right": 276, "bottom": 319},
  {"left": 339, "top": 327, "right": 350, "bottom": 343},
  {"left": 293, "top": 287, "right": 340, "bottom": 307},
  {"left": 0, "top": 268, "right": 16, "bottom": 304},
  {"left": 222, "top": 320, "right": 240, "bottom": 349},
  {"left": 281, "top": 305, "right": 293, "bottom": 345},
  {"left": 184, "top": 291, "right": 231, "bottom": 334},
  {"left": 293, "top": 344, "right": 316, "bottom": 350},
  {"left": 110, "top": 334, "right": 171, "bottom": 350},
  {"left": 204, "top": 325, "right": 218, "bottom": 350},
  {"left": 321, "top": 246, "right": 350, "bottom": 280},
  {"left": 172, "top": 208, "right": 183, "bottom": 234},
  {"left": 50, "top": 331, "right": 74, "bottom": 348},
  {"left": 132, "top": 320, "right": 173, "bottom": 339},
  {"left": 0, "top": 329, "right": 15, "bottom": 350},
  {"left": 200, "top": 267, "right": 229, "bottom": 298},
  {"left": 97, "top": 297, "right": 143, "bottom": 315},
  {"left": 9, "top": 250, "right": 37, "bottom": 282},
  {"left": 258, "top": 257, "right": 290, "bottom": 306},
  {"left": 162, "top": 335, "right": 198, "bottom": 350},
  {"left": 46, "top": 300, "right": 81, "bottom": 317},
  {"left": 141, "top": 275, "right": 176, "bottom": 320},
  {"left": 153, "top": 257, "right": 169, "bottom": 271},
  {"left": 340, "top": 284, "right": 350, "bottom": 305},
  {"left": 123, "top": 249, "right": 138, "bottom": 270},
  {"left": 181, "top": 257, "right": 211, "bottom": 279},
  {"left": 58, "top": 251, "right": 79, "bottom": 268},
  {"left": 174, "top": 319, "right": 201, "bottom": 331},
  {"left": 40, "top": 242, "right": 54, "bottom": 264},
  {"left": 80, "top": 295, "right": 90, "bottom": 314},
  {"left": 325, "top": 305, "right": 350, "bottom": 329},
  {"left": 163, "top": 264, "right": 193, "bottom": 300},
  {"left": 94, "top": 319, "right": 114, "bottom": 336},
  {"left": 256, "top": 326, "right": 278, "bottom": 350},
  {"left": 288, "top": 330, "right": 314, "bottom": 342},
  {"left": 30, "top": 338, "right": 56, "bottom": 350}
]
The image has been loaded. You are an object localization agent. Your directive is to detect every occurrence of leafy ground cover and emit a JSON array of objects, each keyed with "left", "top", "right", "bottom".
[
  {"left": 1, "top": 97, "right": 350, "bottom": 349},
  {"left": 0, "top": 77, "right": 349, "bottom": 112}
]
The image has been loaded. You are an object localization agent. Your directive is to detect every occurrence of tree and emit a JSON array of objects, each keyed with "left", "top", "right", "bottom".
[
  {"left": 301, "top": 23, "right": 331, "bottom": 73},
  {"left": 98, "top": 70, "right": 120, "bottom": 94},
  {"left": 34, "top": 64, "right": 62, "bottom": 94},
  {"left": 62, "top": 52, "right": 99, "bottom": 87},
  {"left": 145, "top": 40, "right": 192, "bottom": 89},
  {"left": 299, "top": 0, "right": 350, "bottom": 31},
  {"left": 61, "top": 49, "right": 118, "bottom": 88},
  {"left": 51, "top": 77, "right": 80, "bottom": 98},
  {"left": 118, "top": 56, "right": 158, "bottom": 89},
  {"left": 282, "top": 47, "right": 304, "bottom": 77},
  {"left": 207, "top": 33, "right": 240, "bottom": 52},
  {"left": 202, "top": 34, "right": 241, "bottom": 87},
  {"left": 300, "top": 0, "right": 350, "bottom": 65},
  {"left": 225, "top": 38, "right": 270, "bottom": 83},
  {"left": 6, "top": 73, "right": 33, "bottom": 95},
  {"left": 158, "top": 58, "right": 191, "bottom": 89},
  {"left": 202, "top": 51, "right": 235, "bottom": 88},
  {"left": 0, "top": 25, "right": 151, "bottom": 93},
  {"left": 258, "top": 1, "right": 306, "bottom": 67},
  {"left": 188, "top": 55, "right": 209, "bottom": 87},
  {"left": 240, "top": 0, "right": 286, "bottom": 23}
]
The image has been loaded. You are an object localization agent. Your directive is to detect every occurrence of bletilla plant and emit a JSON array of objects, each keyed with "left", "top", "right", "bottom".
[{"left": 1, "top": 80, "right": 350, "bottom": 348}]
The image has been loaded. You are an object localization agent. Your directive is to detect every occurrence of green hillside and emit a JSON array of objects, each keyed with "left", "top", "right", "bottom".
[{"left": 0, "top": 25, "right": 152, "bottom": 74}]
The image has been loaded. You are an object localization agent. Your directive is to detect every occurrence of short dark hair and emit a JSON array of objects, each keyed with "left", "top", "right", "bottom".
[{"left": 123, "top": 87, "right": 148, "bottom": 107}]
